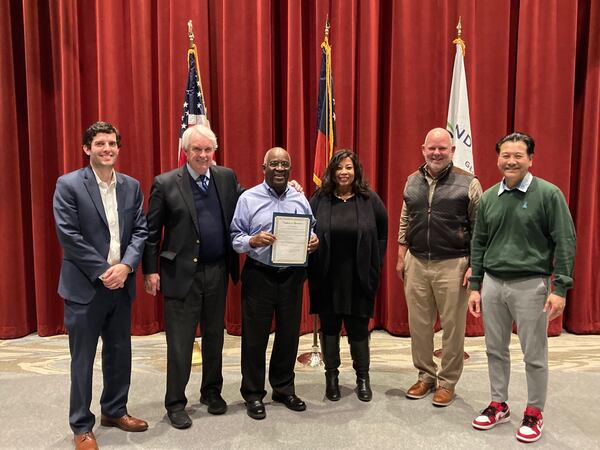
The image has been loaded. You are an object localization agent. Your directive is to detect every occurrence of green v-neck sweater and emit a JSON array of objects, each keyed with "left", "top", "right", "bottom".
[{"left": 469, "top": 176, "right": 576, "bottom": 297}]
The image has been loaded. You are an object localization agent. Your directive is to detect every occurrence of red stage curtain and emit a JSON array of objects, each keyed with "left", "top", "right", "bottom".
[
  {"left": 513, "top": 1, "right": 579, "bottom": 335},
  {"left": 1, "top": 0, "right": 598, "bottom": 338},
  {"left": 567, "top": 0, "right": 600, "bottom": 333}
]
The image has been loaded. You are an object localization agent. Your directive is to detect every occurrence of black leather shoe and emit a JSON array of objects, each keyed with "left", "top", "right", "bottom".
[
  {"left": 272, "top": 392, "right": 307, "bottom": 411},
  {"left": 167, "top": 410, "right": 192, "bottom": 429},
  {"left": 356, "top": 377, "right": 372, "bottom": 402},
  {"left": 245, "top": 400, "right": 266, "bottom": 420},
  {"left": 200, "top": 392, "right": 227, "bottom": 415}
]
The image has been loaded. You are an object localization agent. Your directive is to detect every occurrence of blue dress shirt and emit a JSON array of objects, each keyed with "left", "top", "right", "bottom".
[{"left": 230, "top": 181, "right": 315, "bottom": 266}]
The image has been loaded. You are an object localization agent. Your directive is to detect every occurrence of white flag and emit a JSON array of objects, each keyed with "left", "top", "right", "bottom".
[{"left": 446, "top": 42, "right": 474, "bottom": 173}]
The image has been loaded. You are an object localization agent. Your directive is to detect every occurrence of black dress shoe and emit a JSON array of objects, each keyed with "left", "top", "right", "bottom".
[
  {"left": 356, "top": 376, "right": 373, "bottom": 402},
  {"left": 245, "top": 400, "right": 266, "bottom": 420},
  {"left": 200, "top": 392, "right": 227, "bottom": 415},
  {"left": 271, "top": 392, "right": 307, "bottom": 411},
  {"left": 167, "top": 410, "right": 192, "bottom": 429}
]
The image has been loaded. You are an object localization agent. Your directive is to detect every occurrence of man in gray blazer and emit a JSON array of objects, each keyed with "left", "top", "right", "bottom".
[
  {"left": 142, "top": 124, "right": 242, "bottom": 429},
  {"left": 53, "top": 121, "right": 148, "bottom": 450}
]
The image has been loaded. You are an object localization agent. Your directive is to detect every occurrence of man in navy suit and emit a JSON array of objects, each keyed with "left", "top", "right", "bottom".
[{"left": 53, "top": 122, "right": 149, "bottom": 450}]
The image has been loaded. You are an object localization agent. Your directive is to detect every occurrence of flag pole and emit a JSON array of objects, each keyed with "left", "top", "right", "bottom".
[
  {"left": 188, "top": 20, "right": 194, "bottom": 47},
  {"left": 187, "top": 20, "right": 203, "bottom": 368},
  {"left": 436, "top": 16, "right": 471, "bottom": 362},
  {"left": 453, "top": 16, "right": 465, "bottom": 55},
  {"left": 324, "top": 16, "right": 334, "bottom": 161},
  {"left": 298, "top": 17, "right": 333, "bottom": 368}
]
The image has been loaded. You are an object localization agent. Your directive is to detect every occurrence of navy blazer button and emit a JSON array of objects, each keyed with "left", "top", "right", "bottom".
[{"left": 193, "top": 258, "right": 198, "bottom": 263}]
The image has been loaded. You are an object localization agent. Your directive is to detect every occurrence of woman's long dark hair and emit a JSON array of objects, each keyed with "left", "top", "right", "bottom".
[{"left": 318, "top": 149, "right": 370, "bottom": 197}]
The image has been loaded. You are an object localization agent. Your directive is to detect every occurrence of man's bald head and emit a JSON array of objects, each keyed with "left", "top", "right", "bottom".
[
  {"left": 263, "top": 147, "right": 291, "bottom": 195},
  {"left": 421, "top": 128, "right": 455, "bottom": 177},
  {"left": 424, "top": 128, "right": 453, "bottom": 147},
  {"left": 263, "top": 147, "right": 290, "bottom": 165}
]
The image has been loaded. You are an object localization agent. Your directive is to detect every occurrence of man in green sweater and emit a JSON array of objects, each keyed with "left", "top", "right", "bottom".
[{"left": 468, "top": 132, "right": 576, "bottom": 443}]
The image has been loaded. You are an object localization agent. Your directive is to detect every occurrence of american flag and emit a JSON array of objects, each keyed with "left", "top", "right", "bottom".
[{"left": 178, "top": 46, "right": 209, "bottom": 166}]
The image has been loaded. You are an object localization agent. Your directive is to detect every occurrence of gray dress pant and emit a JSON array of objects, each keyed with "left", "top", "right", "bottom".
[{"left": 481, "top": 272, "right": 550, "bottom": 411}]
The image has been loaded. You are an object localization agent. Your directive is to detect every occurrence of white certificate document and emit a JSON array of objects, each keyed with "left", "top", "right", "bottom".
[{"left": 270, "top": 212, "right": 311, "bottom": 266}]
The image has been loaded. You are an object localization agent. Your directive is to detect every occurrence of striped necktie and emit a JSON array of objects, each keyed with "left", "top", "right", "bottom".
[{"left": 197, "top": 175, "right": 209, "bottom": 194}]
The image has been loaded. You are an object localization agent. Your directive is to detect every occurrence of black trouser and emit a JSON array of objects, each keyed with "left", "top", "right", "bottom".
[
  {"left": 240, "top": 259, "right": 305, "bottom": 402},
  {"left": 164, "top": 261, "right": 227, "bottom": 413},
  {"left": 319, "top": 314, "right": 370, "bottom": 341},
  {"left": 64, "top": 287, "right": 132, "bottom": 434}
]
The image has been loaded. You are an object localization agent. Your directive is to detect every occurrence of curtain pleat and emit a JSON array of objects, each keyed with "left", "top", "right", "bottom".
[
  {"left": 1, "top": 0, "right": 597, "bottom": 338},
  {"left": 566, "top": 0, "right": 600, "bottom": 333}
]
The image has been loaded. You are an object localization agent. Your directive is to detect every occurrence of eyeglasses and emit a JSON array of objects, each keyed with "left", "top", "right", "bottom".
[{"left": 267, "top": 161, "right": 291, "bottom": 169}]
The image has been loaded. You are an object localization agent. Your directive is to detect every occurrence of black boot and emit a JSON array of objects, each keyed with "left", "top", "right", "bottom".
[
  {"left": 349, "top": 337, "right": 372, "bottom": 402},
  {"left": 320, "top": 332, "right": 341, "bottom": 401}
]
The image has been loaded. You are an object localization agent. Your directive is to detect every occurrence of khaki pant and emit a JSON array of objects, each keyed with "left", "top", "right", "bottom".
[{"left": 404, "top": 250, "right": 469, "bottom": 389}]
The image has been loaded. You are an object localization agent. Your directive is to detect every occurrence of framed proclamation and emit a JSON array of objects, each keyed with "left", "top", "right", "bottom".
[{"left": 270, "top": 212, "right": 311, "bottom": 266}]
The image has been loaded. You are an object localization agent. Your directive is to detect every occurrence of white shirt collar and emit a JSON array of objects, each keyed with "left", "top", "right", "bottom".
[
  {"left": 91, "top": 167, "right": 116, "bottom": 187},
  {"left": 498, "top": 171, "right": 533, "bottom": 195}
]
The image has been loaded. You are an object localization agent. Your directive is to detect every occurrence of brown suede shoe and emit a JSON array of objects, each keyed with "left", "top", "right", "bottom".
[
  {"left": 100, "top": 414, "right": 148, "bottom": 432},
  {"left": 74, "top": 432, "right": 98, "bottom": 450},
  {"left": 432, "top": 386, "right": 455, "bottom": 407},
  {"left": 406, "top": 380, "right": 435, "bottom": 399}
]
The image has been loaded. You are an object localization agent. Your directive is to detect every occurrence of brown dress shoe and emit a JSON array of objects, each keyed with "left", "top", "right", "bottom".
[
  {"left": 101, "top": 414, "right": 148, "bottom": 432},
  {"left": 406, "top": 380, "right": 435, "bottom": 399},
  {"left": 74, "top": 432, "right": 98, "bottom": 450},
  {"left": 432, "top": 386, "right": 455, "bottom": 407}
]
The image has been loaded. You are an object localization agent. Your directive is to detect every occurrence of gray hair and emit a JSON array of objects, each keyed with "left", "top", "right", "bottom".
[{"left": 182, "top": 124, "right": 218, "bottom": 150}]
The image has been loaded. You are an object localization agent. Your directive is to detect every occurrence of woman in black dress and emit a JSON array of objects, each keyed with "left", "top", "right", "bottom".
[{"left": 308, "top": 150, "right": 388, "bottom": 402}]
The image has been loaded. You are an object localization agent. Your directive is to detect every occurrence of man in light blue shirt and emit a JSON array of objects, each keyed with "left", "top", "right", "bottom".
[{"left": 231, "top": 147, "right": 318, "bottom": 420}]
